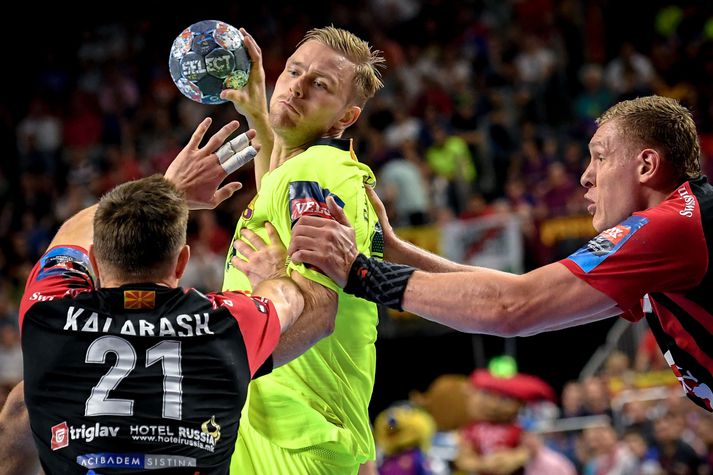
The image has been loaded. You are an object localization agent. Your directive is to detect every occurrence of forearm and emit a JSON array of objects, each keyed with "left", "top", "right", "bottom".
[
  {"left": 253, "top": 277, "right": 304, "bottom": 332},
  {"left": 401, "top": 263, "right": 620, "bottom": 335},
  {"left": 271, "top": 274, "right": 338, "bottom": 367},
  {"left": 345, "top": 257, "right": 619, "bottom": 336},
  {"left": 387, "top": 236, "right": 473, "bottom": 273},
  {"left": 48, "top": 204, "right": 98, "bottom": 251},
  {"left": 0, "top": 382, "right": 41, "bottom": 475},
  {"left": 243, "top": 112, "right": 273, "bottom": 190}
]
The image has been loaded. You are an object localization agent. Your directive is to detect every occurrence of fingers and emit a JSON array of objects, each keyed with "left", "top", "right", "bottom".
[
  {"left": 221, "top": 146, "right": 258, "bottom": 174},
  {"left": 365, "top": 186, "right": 386, "bottom": 217},
  {"left": 216, "top": 133, "right": 249, "bottom": 161},
  {"left": 287, "top": 234, "right": 321, "bottom": 259},
  {"left": 215, "top": 129, "right": 255, "bottom": 164},
  {"left": 233, "top": 236, "right": 256, "bottom": 259},
  {"left": 290, "top": 249, "right": 323, "bottom": 267},
  {"left": 365, "top": 186, "right": 393, "bottom": 232},
  {"left": 201, "top": 120, "right": 241, "bottom": 155},
  {"left": 231, "top": 256, "right": 250, "bottom": 274},
  {"left": 265, "top": 222, "right": 280, "bottom": 245},
  {"left": 240, "top": 228, "right": 268, "bottom": 251},
  {"left": 326, "top": 196, "right": 351, "bottom": 227},
  {"left": 187, "top": 117, "right": 212, "bottom": 150},
  {"left": 211, "top": 182, "right": 243, "bottom": 208},
  {"left": 240, "top": 28, "right": 262, "bottom": 65}
]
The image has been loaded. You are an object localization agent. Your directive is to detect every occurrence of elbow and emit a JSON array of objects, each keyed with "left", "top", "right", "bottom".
[
  {"left": 473, "top": 301, "right": 532, "bottom": 337},
  {"left": 321, "top": 314, "right": 336, "bottom": 338}
]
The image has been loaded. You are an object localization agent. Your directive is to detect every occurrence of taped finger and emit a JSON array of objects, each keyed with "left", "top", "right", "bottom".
[{"left": 221, "top": 146, "right": 258, "bottom": 174}]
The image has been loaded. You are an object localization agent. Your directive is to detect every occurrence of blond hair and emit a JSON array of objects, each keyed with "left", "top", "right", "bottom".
[
  {"left": 94, "top": 175, "right": 188, "bottom": 281},
  {"left": 597, "top": 95, "right": 701, "bottom": 181},
  {"left": 299, "top": 26, "right": 385, "bottom": 106}
]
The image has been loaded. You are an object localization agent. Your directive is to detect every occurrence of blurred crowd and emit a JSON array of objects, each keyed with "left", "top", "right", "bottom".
[{"left": 2, "top": 0, "right": 713, "bottom": 460}]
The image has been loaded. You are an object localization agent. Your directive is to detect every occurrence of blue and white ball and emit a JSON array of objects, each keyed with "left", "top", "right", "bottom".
[{"left": 169, "top": 20, "right": 250, "bottom": 104}]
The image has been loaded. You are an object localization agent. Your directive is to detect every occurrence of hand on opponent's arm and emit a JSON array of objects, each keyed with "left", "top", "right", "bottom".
[
  {"left": 231, "top": 223, "right": 287, "bottom": 290},
  {"left": 231, "top": 221, "right": 338, "bottom": 366}
]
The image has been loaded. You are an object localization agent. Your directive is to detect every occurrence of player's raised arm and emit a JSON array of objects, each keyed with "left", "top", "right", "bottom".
[{"left": 220, "top": 28, "right": 273, "bottom": 190}]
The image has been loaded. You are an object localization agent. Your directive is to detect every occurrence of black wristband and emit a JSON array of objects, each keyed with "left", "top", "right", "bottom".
[{"left": 343, "top": 253, "right": 416, "bottom": 311}]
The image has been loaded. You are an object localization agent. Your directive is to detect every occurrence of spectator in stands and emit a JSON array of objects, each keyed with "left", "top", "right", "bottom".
[
  {"left": 653, "top": 410, "right": 702, "bottom": 474},
  {"left": 582, "top": 422, "right": 638, "bottom": 475},
  {"left": 379, "top": 139, "right": 431, "bottom": 226}
]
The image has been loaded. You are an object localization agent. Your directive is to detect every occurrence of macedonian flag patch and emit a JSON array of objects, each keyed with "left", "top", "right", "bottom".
[{"left": 124, "top": 290, "right": 156, "bottom": 309}]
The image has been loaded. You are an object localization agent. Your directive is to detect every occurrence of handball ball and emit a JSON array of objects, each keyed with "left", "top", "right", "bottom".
[{"left": 169, "top": 20, "right": 251, "bottom": 104}]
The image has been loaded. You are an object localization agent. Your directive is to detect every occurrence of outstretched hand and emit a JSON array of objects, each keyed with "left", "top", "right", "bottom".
[
  {"left": 164, "top": 117, "right": 255, "bottom": 209},
  {"left": 231, "top": 223, "right": 287, "bottom": 290},
  {"left": 288, "top": 196, "right": 358, "bottom": 288}
]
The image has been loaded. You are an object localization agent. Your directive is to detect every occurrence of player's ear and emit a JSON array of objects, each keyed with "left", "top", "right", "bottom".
[
  {"left": 88, "top": 245, "right": 102, "bottom": 287},
  {"left": 337, "top": 105, "right": 361, "bottom": 130},
  {"left": 175, "top": 245, "right": 191, "bottom": 280},
  {"left": 638, "top": 148, "right": 662, "bottom": 184}
]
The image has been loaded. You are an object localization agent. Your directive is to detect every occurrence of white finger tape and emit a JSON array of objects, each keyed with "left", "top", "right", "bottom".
[
  {"left": 215, "top": 133, "right": 251, "bottom": 164},
  {"left": 221, "top": 146, "right": 258, "bottom": 174}
]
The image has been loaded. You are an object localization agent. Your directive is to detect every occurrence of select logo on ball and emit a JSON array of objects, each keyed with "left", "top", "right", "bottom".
[{"left": 169, "top": 20, "right": 251, "bottom": 105}]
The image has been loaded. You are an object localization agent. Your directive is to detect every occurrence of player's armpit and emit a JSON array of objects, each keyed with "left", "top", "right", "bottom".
[
  {"left": 0, "top": 382, "right": 41, "bottom": 475},
  {"left": 270, "top": 273, "right": 338, "bottom": 367}
]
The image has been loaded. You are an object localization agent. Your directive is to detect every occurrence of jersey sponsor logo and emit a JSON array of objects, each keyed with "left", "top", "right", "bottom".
[
  {"left": 77, "top": 453, "right": 143, "bottom": 469},
  {"left": 665, "top": 350, "right": 713, "bottom": 411},
  {"left": 51, "top": 421, "right": 69, "bottom": 450},
  {"left": 129, "top": 424, "right": 218, "bottom": 452},
  {"left": 76, "top": 453, "right": 197, "bottom": 470},
  {"left": 567, "top": 215, "right": 648, "bottom": 273},
  {"left": 29, "top": 291, "right": 56, "bottom": 302},
  {"left": 50, "top": 422, "right": 120, "bottom": 450},
  {"left": 677, "top": 185, "right": 697, "bottom": 218},
  {"left": 242, "top": 196, "right": 257, "bottom": 220},
  {"left": 37, "top": 247, "right": 94, "bottom": 282},
  {"left": 123, "top": 290, "right": 156, "bottom": 310},
  {"left": 201, "top": 415, "right": 221, "bottom": 442},
  {"left": 288, "top": 181, "right": 344, "bottom": 226}
]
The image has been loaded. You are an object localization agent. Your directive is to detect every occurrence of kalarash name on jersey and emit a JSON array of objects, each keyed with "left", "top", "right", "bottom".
[{"left": 63, "top": 306, "right": 214, "bottom": 337}]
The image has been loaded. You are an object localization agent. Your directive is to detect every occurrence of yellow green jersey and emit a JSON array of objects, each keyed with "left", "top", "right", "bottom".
[{"left": 223, "top": 138, "right": 382, "bottom": 463}]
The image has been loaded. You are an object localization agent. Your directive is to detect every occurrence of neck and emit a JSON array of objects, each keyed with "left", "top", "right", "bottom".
[
  {"left": 98, "top": 276, "right": 176, "bottom": 289},
  {"left": 270, "top": 130, "right": 344, "bottom": 170},
  {"left": 643, "top": 181, "right": 684, "bottom": 210},
  {"left": 270, "top": 137, "right": 309, "bottom": 169}
]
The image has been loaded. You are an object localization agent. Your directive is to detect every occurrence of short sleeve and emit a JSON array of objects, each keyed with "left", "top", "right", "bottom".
[
  {"left": 210, "top": 292, "right": 281, "bottom": 377},
  {"left": 561, "top": 204, "right": 707, "bottom": 313},
  {"left": 20, "top": 246, "right": 95, "bottom": 328}
]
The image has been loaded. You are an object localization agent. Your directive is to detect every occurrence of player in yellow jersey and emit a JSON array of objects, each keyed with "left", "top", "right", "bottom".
[{"left": 221, "top": 27, "right": 384, "bottom": 474}]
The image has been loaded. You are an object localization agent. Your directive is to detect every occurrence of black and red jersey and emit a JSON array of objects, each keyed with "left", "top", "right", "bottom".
[
  {"left": 20, "top": 245, "right": 281, "bottom": 474},
  {"left": 562, "top": 176, "right": 713, "bottom": 412}
]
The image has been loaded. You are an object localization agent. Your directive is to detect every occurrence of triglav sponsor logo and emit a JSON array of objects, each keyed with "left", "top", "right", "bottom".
[
  {"left": 50, "top": 422, "right": 120, "bottom": 450},
  {"left": 51, "top": 422, "right": 69, "bottom": 451}
]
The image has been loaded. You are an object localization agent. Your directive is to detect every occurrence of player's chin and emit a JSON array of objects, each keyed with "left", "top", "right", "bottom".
[{"left": 269, "top": 113, "right": 297, "bottom": 130}]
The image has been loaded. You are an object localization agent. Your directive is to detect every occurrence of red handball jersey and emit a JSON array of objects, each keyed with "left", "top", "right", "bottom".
[
  {"left": 20, "top": 245, "right": 281, "bottom": 474},
  {"left": 562, "top": 177, "right": 713, "bottom": 412}
]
